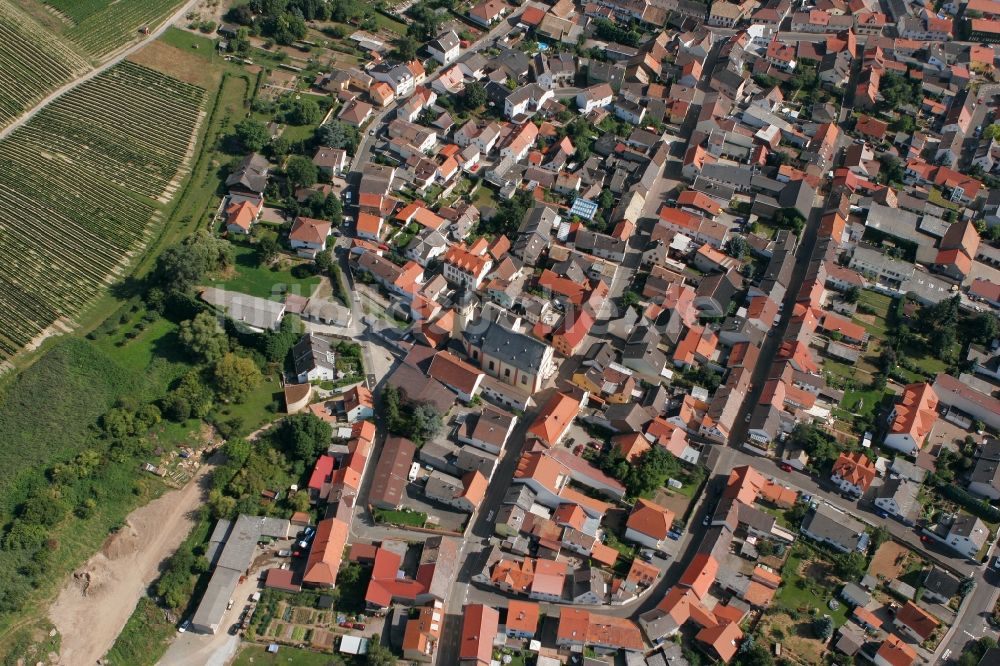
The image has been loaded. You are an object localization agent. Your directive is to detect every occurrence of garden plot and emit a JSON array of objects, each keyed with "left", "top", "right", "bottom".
[{"left": 0, "top": 61, "right": 205, "bottom": 360}]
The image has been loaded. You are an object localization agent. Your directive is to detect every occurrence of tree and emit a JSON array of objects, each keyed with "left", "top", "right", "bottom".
[
  {"left": 957, "top": 637, "right": 997, "bottom": 666},
  {"left": 258, "top": 235, "right": 280, "bottom": 264},
  {"left": 834, "top": 551, "right": 867, "bottom": 580},
  {"left": 235, "top": 118, "right": 270, "bottom": 152},
  {"left": 844, "top": 286, "right": 861, "bottom": 304},
  {"left": 725, "top": 235, "right": 748, "bottom": 259},
  {"left": 410, "top": 404, "right": 442, "bottom": 443},
  {"left": 315, "top": 249, "right": 334, "bottom": 273},
  {"left": 812, "top": 615, "right": 833, "bottom": 641},
  {"left": 213, "top": 353, "right": 262, "bottom": 403},
  {"left": 393, "top": 35, "right": 419, "bottom": 60},
  {"left": 285, "top": 155, "right": 318, "bottom": 189},
  {"left": 869, "top": 525, "right": 889, "bottom": 553},
  {"left": 959, "top": 576, "right": 975, "bottom": 597},
  {"left": 151, "top": 232, "right": 234, "bottom": 295},
  {"left": 178, "top": 312, "right": 229, "bottom": 362},
  {"left": 315, "top": 122, "right": 361, "bottom": 155},
  {"left": 276, "top": 412, "right": 333, "bottom": 462},
  {"left": 230, "top": 26, "right": 252, "bottom": 54},
  {"left": 285, "top": 97, "right": 322, "bottom": 125},
  {"left": 366, "top": 636, "right": 397, "bottom": 666},
  {"left": 460, "top": 82, "right": 487, "bottom": 111},
  {"left": 734, "top": 639, "right": 775, "bottom": 666}
]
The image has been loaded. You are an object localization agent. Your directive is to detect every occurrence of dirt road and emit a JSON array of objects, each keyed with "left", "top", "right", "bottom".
[{"left": 48, "top": 461, "right": 215, "bottom": 665}]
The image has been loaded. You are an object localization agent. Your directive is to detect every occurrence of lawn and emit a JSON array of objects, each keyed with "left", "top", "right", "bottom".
[
  {"left": 842, "top": 388, "right": 886, "bottom": 419},
  {"left": 210, "top": 370, "right": 284, "bottom": 437},
  {"left": 774, "top": 544, "right": 850, "bottom": 628},
  {"left": 231, "top": 644, "right": 337, "bottom": 666},
  {"left": 472, "top": 183, "right": 498, "bottom": 210},
  {"left": 858, "top": 290, "right": 892, "bottom": 318},
  {"left": 212, "top": 243, "right": 321, "bottom": 300},
  {"left": 372, "top": 13, "right": 408, "bottom": 35},
  {"left": 373, "top": 508, "right": 427, "bottom": 528}
]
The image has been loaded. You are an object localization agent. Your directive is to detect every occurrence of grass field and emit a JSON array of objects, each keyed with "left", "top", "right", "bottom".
[
  {"left": 102, "top": 597, "right": 176, "bottom": 666},
  {"left": 373, "top": 508, "right": 427, "bottom": 528},
  {"left": 212, "top": 244, "right": 321, "bottom": 300},
  {"left": 232, "top": 644, "right": 339, "bottom": 666}
]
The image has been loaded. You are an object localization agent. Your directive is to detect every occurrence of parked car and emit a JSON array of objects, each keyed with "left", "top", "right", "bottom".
[
  {"left": 778, "top": 463, "right": 793, "bottom": 472},
  {"left": 339, "top": 621, "right": 355, "bottom": 629},
  {"left": 639, "top": 549, "right": 654, "bottom": 561},
  {"left": 355, "top": 623, "right": 366, "bottom": 631},
  {"left": 801, "top": 494, "right": 812, "bottom": 504},
  {"left": 667, "top": 530, "right": 682, "bottom": 541},
  {"left": 277, "top": 549, "right": 292, "bottom": 557},
  {"left": 178, "top": 619, "right": 191, "bottom": 633}
]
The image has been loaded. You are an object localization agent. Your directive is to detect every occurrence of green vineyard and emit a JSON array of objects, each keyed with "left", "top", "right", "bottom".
[
  {"left": 43, "top": 0, "right": 186, "bottom": 58},
  {"left": 0, "top": 62, "right": 205, "bottom": 359},
  {"left": 0, "top": 1, "right": 89, "bottom": 129}
]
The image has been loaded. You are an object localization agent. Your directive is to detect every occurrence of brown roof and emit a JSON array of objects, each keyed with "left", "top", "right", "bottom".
[
  {"left": 460, "top": 605, "right": 499, "bottom": 666},
  {"left": 290, "top": 216, "right": 331, "bottom": 244},
  {"left": 368, "top": 436, "right": 416, "bottom": 509},
  {"left": 427, "top": 350, "right": 483, "bottom": 395}
]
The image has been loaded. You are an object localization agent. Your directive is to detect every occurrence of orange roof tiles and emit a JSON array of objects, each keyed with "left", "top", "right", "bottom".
[
  {"left": 875, "top": 635, "right": 917, "bottom": 666},
  {"left": 832, "top": 451, "right": 877, "bottom": 491},
  {"left": 506, "top": 600, "right": 539, "bottom": 636},
  {"left": 302, "top": 518, "right": 349, "bottom": 587},
  {"left": 590, "top": 541, "right": 619, "bottom": 567},
  {"left": 626, "top": 499, "right": 676, "bottom": 541},
  {"left": 290, "top": 216, "right": 331, "bottom": 245},
  {"left": 853, "top": 605, "right": 882, "bottom": 628},
  {"left": 527, "top": 392, "right": 581, "bottom": 446},
  {"left": 696, "top": 620, "right": 743, "bottom": 663},
  {"left": 679, "top": 553, "right": 718, "bottom": 600},
  {"left": 402, "top": 603, "right": 443, "bottom": 658},
  {"left": 613, "top": 432, "right": 651, "bottom": 461},
  {"left": 460, "top": 605, "right": 499, "bottom": 666},
  {"left": 895, "top": 601, "right": 940, "bottom": 640},
  {"left": 889, "top": 382, "right": 939, "bottom": 449},
  {"left": 820, "top": 312, "right": 867, "bottom": 342},
  {"left": 742, "top": 580, "right": 776, "bottom": 606}
]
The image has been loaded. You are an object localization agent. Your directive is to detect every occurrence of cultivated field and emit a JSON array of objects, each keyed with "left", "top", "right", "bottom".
[
  {"left": 0, "top": 1, "right": 89, "bottom": 129},
  {"left": 0, "top": 61, "right": 205, "bottom": 359},
  {"left": 41, "top": 0, "right": 185, "bottom": 58}
]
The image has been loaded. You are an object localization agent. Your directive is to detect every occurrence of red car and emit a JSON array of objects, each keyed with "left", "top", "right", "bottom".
[
  {"left": 778, "top": 463, "right": 793, "bottom": 472},
  {"left": 355, "top": 623, "right": 366, "bottom": 630},
  {"left": 339, "top": 621, "right": 355, "bottom": 629}
]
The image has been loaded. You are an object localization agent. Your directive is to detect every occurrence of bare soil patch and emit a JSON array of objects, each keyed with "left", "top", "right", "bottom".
[
  {"left": 868, "top": 541, "right": 909, "bottom": 579},
  {"left": 127, "top": 38, "right": 220, "bottom": 88},
  {"left": 48, "top": 460, "right": 216, "bottom": 665}
]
